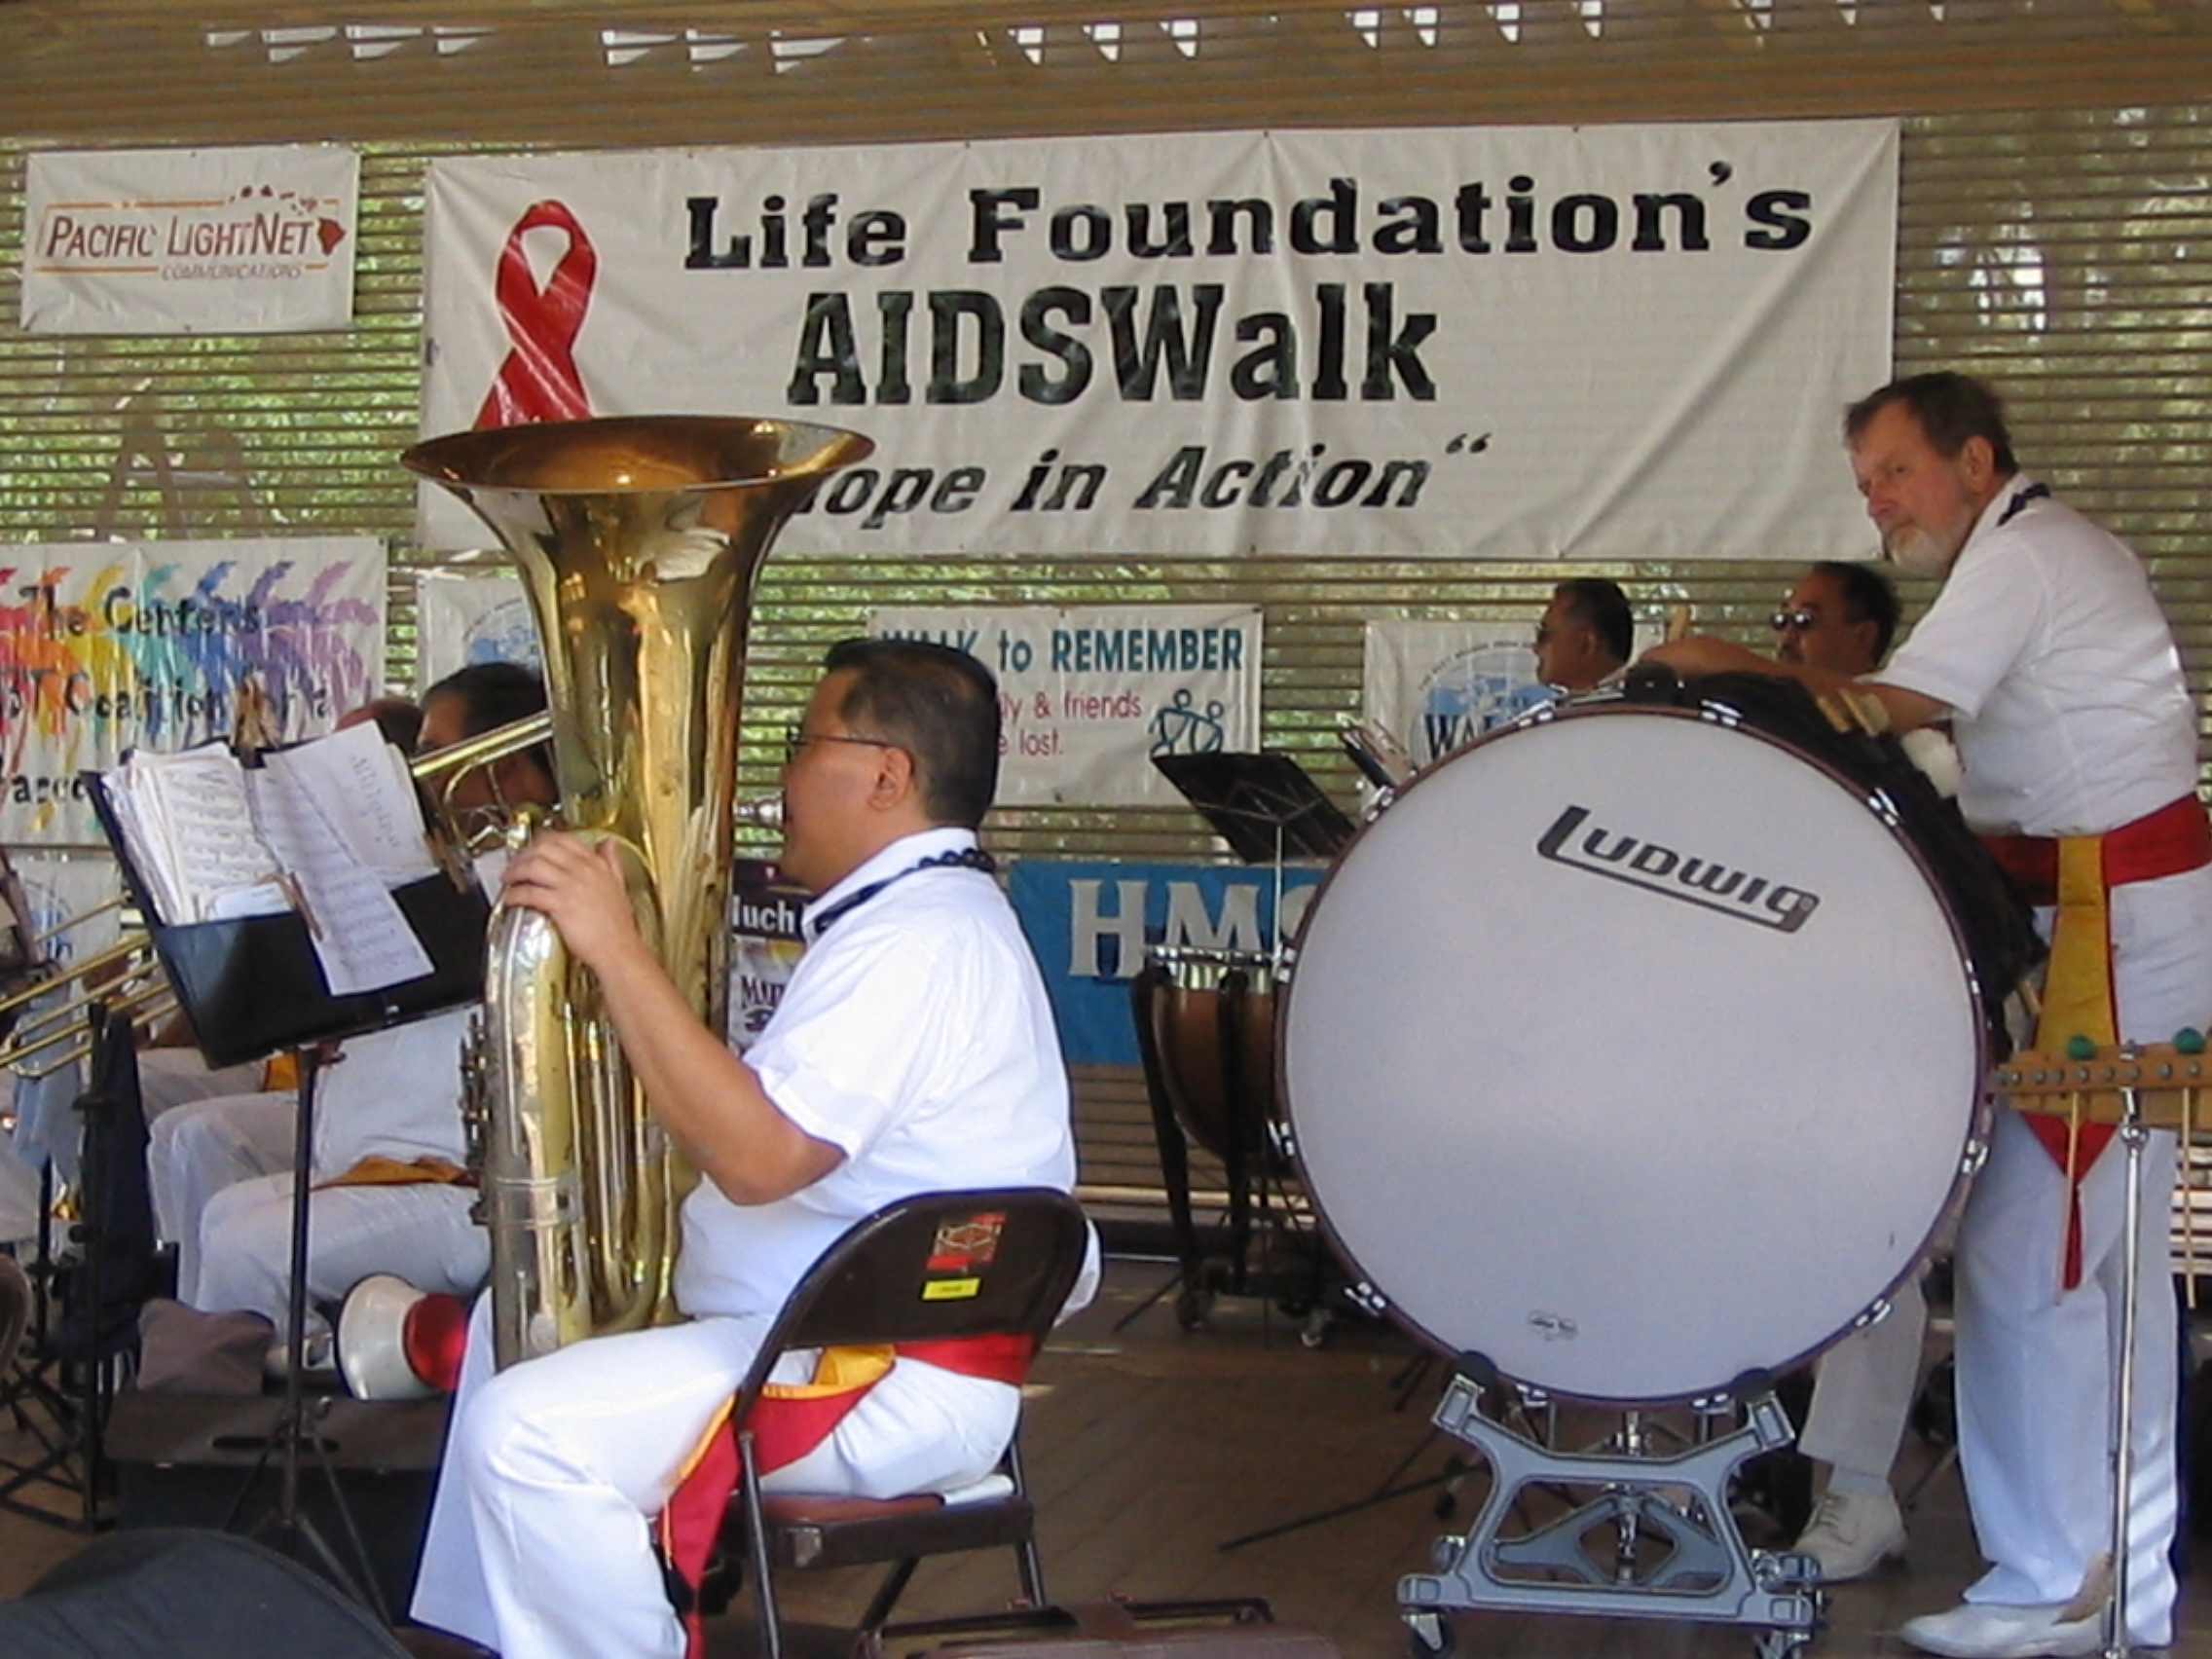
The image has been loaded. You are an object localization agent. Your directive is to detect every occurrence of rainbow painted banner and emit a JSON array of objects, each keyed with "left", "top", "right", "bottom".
[{"left": 0, "top": 538, "right": 387, "bottom": 846}]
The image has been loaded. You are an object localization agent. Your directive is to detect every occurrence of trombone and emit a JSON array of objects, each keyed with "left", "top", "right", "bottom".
[
  {"left": 0, "top": 897, "right": 168, "bottom": 1081},
  {"left": 0, "top": 710, "right": 560, "bottom": 1081}
]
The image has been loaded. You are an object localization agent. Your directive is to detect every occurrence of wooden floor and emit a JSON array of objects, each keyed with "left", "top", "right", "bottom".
[{"left": 1, "top": 1256, "right": 2207, "bottom": 1659}]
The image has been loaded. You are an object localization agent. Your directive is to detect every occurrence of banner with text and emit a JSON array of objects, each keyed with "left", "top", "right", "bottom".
[
  {"left": 420, "top": 121, "right": 1897, "bottom": 559},
  {"left": 1361, "top": 614, "right": 1658, "bottom": 771},
  {"left": 1007, "top": 858, "right": 1322, "bottom": 1066},
  {"left": 21, "top": 146, "right": 359, "bottom": 335},
  {"left": 1, "top": 539, "right": 387, "bottom": 845},
  {"left": 871, "top": 605, "right": 1261, "bottom": 807},
  {"left": 414, "top": 567, "right": 543, "bottom": 692}
]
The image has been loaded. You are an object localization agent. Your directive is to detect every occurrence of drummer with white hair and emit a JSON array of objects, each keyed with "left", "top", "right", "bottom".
[{"left": 1648, "top": 372, "right": 2212, "bottom": 1658}]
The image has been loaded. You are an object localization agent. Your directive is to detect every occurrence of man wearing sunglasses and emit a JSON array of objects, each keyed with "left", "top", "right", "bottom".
[
  {"left": 1760, "top": 560, "right": 1928, "bottom": 1583},
  {"left": 1532, "top": 576, "right": 1633, "bottom": 694},
  {"left": 1648, "top": 372, "right": 2212, "bottom": 1658},
  {"left": 1771, "top": 561, "right": 1899, "bottom": 679}
]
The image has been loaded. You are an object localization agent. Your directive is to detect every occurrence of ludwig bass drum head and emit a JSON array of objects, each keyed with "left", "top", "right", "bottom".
[{"left": 1280, "top": 704, "right": 1982, "bottom": 1406}]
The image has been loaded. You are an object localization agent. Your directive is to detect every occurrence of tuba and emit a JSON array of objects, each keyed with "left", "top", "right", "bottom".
[{"left": 402, "top": 416, "right": 873, "bottom": 1369}]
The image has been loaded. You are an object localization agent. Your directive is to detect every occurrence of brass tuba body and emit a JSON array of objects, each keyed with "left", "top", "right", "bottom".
[{"left": 402, "top": 415, "right": 872, "bottom": 1368}]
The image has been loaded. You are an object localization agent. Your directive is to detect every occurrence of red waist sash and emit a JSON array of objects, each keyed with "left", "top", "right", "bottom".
[{"left": 1979, "top": 793, "right": 2212, "bottom": 907}]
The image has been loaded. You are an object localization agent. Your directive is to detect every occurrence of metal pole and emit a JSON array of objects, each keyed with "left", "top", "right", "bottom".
[{"left": 2103, "top": 1082, "right": 2147, "bottom": 1659}]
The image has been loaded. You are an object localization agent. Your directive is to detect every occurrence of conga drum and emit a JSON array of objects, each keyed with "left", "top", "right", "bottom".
[{"left": 1133, "top": 946, "right": 1301, "bottom": 1326}]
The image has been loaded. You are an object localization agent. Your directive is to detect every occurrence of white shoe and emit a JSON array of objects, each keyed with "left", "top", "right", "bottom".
[
  {"left": 1792, "top": 1486, "right": 1905, "bottom": 1582},
  {"left": 1899, "top": 1603, "right": 2101, "bottom": 1659}
]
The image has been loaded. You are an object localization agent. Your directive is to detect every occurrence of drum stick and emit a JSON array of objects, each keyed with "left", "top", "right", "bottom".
[{"left": 1665, "top": 603, "right": 1691, "bottom": 643}]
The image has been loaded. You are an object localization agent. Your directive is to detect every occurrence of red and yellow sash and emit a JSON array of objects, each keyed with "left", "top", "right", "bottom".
[{"left": 1981, "top": 795, "right": 2212, "bottom": 1287}]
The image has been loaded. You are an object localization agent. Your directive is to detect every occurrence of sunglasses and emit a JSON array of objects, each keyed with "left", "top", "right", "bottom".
[{"left": 1769, "top": 609, "right": 1821, "bottom": 633}]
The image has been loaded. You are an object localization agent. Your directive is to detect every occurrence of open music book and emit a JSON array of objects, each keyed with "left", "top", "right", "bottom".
[{"left": 101, "top": 722, "right": 443, "bottom": 996}]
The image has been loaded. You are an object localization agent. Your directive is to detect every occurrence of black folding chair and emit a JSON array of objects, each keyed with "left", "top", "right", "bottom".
[{"left": 718, "top": 1187, "right": 1090, "bottom": 1659}]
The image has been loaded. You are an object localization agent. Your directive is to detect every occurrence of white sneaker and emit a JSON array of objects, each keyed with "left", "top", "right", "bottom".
[
  {"left": 1899, "top": 1602, "right": 2101, "bottom": 1659},
  {"left": 1792, "top": 1486, "right": 1906, "bottom": 1582}
]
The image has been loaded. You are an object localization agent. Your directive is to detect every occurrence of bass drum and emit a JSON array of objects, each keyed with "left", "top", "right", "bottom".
[{"left": 1280, "top": 695, "right": 1989, "bottom": 1407}]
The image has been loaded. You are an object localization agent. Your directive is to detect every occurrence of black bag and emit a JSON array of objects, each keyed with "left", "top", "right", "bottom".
[{"left": 0, "top": 1530, "right": 409, "bottom": 1659}]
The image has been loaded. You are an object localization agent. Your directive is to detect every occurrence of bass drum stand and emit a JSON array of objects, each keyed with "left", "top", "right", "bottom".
[{"left": 1397, "top": 1367, "right": 1822, "bottom": 1659}]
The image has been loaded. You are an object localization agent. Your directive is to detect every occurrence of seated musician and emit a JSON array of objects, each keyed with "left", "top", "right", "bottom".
[
  {"left": 1531, "top": 577, "right": 1632, "bottom": 694},
  {"left": 1760, "top": 562, "right": 1927, "bottom": 1582},
  {"left": 408, "top": 638, "right": 1093, "bottom": 1659},
  {"left": 1650, "top": 372, "right": 2212, "bottom": 1658},
  {"left": 145, "top": 665, "right": 554, "bottom": 1347}
]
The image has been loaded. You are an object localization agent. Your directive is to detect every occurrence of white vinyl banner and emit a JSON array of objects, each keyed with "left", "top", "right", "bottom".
[
  {"left": 1365, "top": 620, "right": 1559, "bottom": 769},
  {"left": 1362, "top": 614, "right": 1660, "bottom": 769},
  {"left": 869, "top": 606, "right": 1261, "bottom": 806},
  {"left": 0, "top": 538, "right": 387, "bottom": 845},
  {"left": 21, "top": 146, "right": 359, "bottom": 335},
  {"left": 413, "top": 568, "right": 543, "bottom": 691},
  {"left": 420, "top": 122, "right": 1896, "bottom": 559}
]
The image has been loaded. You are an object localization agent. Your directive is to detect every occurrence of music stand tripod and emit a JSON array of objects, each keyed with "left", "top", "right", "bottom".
[{"left": 216, "top": 1041, "right": 391, "bottom": 1624}]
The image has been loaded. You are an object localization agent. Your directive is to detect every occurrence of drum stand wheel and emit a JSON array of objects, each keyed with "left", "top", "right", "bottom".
[{"left": 1396, "top": 1372, "right": 1825, "bottom": 1659}]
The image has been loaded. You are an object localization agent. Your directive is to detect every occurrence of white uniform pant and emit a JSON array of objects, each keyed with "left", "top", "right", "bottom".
[
  {"left": 134, "top": 1048, "right": 265, "bottom": 1123},
  {"left": 1956, "top": 1108, "right": 2177, "bottom": 1643},
  {"left": 147, "top": 1091, "right": 296, "bottom": 1298},
  {"left": 1800, "top": 1269, "right": 1929, "bottom": 1487},
  {"left": 1952, "top": 864, "right": 2212, "bottom": 1645},
  {"left": 410, "top": 1299, "right": 1020, "bottom": 1659},
  {"left": 188, "top": 1173, "right": 489, "bottom": 1328}
]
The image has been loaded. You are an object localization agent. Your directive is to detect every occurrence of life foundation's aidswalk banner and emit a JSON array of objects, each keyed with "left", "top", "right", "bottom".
[
  {"left": 418, "top": 121, "right": 1898, "bottom": 560},
  {"left": 0, "top": 539, "right": 387, "bottom": 845},
  {"left": 19, "top": 146, "right": 359, "bottom": 335},
  {"left": 871, "top": 606, "right": 1262, "bottom": 807}
]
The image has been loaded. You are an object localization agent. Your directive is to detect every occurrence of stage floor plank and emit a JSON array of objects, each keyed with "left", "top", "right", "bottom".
[{"left": 2, "top": 1257, "right": 2203, "bottom": 1659}]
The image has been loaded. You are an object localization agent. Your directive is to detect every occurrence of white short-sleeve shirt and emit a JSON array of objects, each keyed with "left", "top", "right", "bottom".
[
  {"left": 1880, "top": 478, "right": 2197, "bottom": 838},
  {"left": 672, "top": 826, "right": 1078, "bottom": 1321}
]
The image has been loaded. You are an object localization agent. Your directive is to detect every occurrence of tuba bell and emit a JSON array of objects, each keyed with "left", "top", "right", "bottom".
[{"left": 402, "top": 415, "right": 873, "bottom": 1368}]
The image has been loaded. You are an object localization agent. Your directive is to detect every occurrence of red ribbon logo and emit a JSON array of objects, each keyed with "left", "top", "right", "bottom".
[{"left": 474, "top": 201, "right": 598, "bottom": 428}]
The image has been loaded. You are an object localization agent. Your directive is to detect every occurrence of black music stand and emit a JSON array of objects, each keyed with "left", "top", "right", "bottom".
[
  {"left": 1151, "top": 751, "right": 1354, "bottom": 867},
  {"left": 86, "top": 768, "right": 490, "bottom": 1614}
]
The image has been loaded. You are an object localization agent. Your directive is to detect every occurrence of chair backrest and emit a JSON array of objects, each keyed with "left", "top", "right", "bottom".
[{"left": 733, "top": 1188, "right": 1088, "bottom": 1416}]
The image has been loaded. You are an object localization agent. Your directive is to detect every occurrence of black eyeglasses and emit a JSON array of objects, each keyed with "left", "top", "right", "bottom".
[
  {"left": 783, "top": 723, "right": 898, "bottom": 764},
  {"left": 1770, "top": 609, "right": 1820, "bottom": 633}
]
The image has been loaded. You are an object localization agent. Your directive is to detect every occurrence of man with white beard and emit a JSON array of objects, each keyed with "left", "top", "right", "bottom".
[{"left": 1648, "top": 371, "right": 2212, "bottom": 1658}]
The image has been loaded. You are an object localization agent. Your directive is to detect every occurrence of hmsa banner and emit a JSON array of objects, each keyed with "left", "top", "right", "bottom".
[{"left": 419, "top": 121, "right": 1897, "bottom": 560}]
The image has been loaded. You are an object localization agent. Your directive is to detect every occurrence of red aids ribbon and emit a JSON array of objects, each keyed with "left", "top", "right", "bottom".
[{"left": 474, "top": 201, "right": 598, "bottom": 429}]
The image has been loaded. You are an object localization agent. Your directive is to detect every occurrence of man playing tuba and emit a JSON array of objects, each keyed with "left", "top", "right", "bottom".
[{"left": 409, "top": 638, "right": 1092, "bottom": 1659}]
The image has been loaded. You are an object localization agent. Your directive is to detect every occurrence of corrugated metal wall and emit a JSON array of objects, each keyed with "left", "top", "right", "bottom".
[{"left": 4, "top": 7, "right": 2211, "bottom": 1205}]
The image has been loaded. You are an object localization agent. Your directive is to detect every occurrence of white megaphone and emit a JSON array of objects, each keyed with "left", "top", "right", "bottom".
[{"left": 335, "top": 1274, "right": 470, "bottom": 1400}]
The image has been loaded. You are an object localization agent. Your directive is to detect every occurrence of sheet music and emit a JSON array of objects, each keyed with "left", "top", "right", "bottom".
[
  {"left": 104, "top": 743, "right": 287, "bottom": 923},
  {"left": 101, "top": 731, "right": 438, "bottom": 995},
  {"left": 246, "top": 766, "right": 435, "bottom": 995},
  {"left": 260, "top": 721, "right": 438, "bottom": 885}
]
